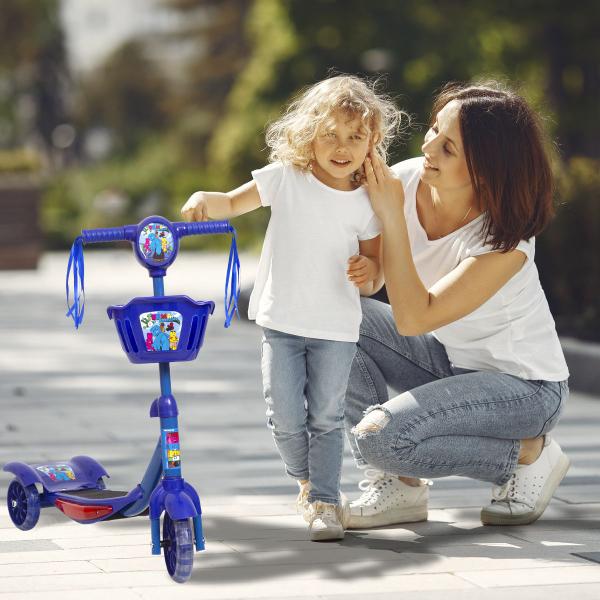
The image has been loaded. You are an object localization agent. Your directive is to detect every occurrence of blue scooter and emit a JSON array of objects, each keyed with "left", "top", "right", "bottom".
[{"left": 4, "top": 216, "right": 240, "bottom": 583}]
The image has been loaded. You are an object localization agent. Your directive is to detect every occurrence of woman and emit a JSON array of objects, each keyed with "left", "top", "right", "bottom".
[{"left": 344, "top": 81, "right": 570, "bottom": 528}]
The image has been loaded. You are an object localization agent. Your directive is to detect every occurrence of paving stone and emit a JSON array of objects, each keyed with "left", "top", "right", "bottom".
[
  {"left": 0, "top": 591, "right": 141, "bottom": 600},
  {"left": 0, "top": 560, "right": 101, "bottom": 577},
  {"left": 131, "top": 573, "right": 473, "bottom": 599},
  {"left": 311, "top": 584, "right": 600, "bottom": 600},
  {"left": 456, "top": 564, "right": 600, "bottom": 587},
  {"left": 0, "top": 539, "right": 61, "bottom": 553}
]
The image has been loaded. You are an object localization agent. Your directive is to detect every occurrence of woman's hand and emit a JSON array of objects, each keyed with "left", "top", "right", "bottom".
[
  {"left": 364, "top": 151, "right": 405, "bottom": 221},
  {"left": 347, "top": 254, "right": 379, "bottom": 286},
  {"left": 180, "top": 191, "right": 209, "bottom": 222}
]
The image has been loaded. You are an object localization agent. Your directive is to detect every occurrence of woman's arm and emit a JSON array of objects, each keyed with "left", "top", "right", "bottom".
[
  {"left": 181, "top": 180, "right": 262, "bottom": 221},
  {"left": 364, "top": 153, "right": 526, "bottom": 336},
  {"left": 381, "top": 217, "right": 526, "bottom": 335}
]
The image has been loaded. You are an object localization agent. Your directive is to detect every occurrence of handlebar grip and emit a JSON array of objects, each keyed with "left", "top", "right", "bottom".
[
  {"left": 81, "top": 225, "right": 136, "bottom": 244},
  {"left": 175, "top": 220, "right": 232, "bottom": 237}
]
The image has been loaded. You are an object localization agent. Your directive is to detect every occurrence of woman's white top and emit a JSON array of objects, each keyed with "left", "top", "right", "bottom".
[
  {"left": 248, "top": 162, "right": 381, "bottom": 342},
  {"left": 394, "top": 157, "right": 569, "bottom": 381}
]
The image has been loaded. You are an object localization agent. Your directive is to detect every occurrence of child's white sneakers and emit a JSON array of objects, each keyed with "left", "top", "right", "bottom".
[
  {"left": 347, "top": 469, "right": 429, "bottom": 528},
  {"left": 306, "top": 501, "right": 345, "bottom": 541},
  {"left": 481, "top": 436, "right": 570, "bottom": 525},
  {"left": 297, "top": 481, "right": 349, "bottom": 541}
]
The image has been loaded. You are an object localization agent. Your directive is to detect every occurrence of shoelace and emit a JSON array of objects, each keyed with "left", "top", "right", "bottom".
[
  {"left": 358, "top": 468, "right": 386, "bottom": 492},
  {"left": 313, "top": 502, "right": 337, "bottom": 521},
  {"left": 492, "top": 475, "right": 515, "bottom": 502},
  {"left": 491, "top": 472, "right": 533, "bottom": 508},
  {"left": 357, "top": 468, "right": 432, "bottom": 496},
  {"left": 355, "top": 468, "right": 395, "bottom": 507}
]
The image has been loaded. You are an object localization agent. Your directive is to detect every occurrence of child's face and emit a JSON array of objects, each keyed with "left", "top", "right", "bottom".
[{"left": 311, "top": 111, "right": 371, "bottom": 190}]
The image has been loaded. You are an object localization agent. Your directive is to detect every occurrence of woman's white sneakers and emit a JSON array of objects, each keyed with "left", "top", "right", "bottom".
[
  {"left": 299, "top": 436, "right": 569, "bottom": 537},
  {"left": 481, "top": 436, "right": 570, "bottom": 526},
  {"left": 346, "top": 469, "right": 430, "bottom": 528}
]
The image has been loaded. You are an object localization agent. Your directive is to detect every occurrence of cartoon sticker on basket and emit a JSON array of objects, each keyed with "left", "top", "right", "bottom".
[
  {"left": 140, "top": 311, "right": 182, "bottom": 352},
  {"left": 138, "top": 223, "right": 174, "bottom": 262},
  {"left": 36, "top": 464, "right": 76, "bottom": 482}
]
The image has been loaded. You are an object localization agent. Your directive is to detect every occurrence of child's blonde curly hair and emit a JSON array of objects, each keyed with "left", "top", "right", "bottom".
[{"left": 266, "top": 74, "right": 408, "bottom": 185}]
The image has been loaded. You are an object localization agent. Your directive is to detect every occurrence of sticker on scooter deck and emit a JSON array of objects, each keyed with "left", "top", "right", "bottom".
[
  {"left": 139, "top": 311, "right": 182, "bottom": 352},
  {"left": 36, "top": 464, "right": 76, "bottom": 481},
  {"left": 162, "top": 428, "right": 181, "bottom": 472}
]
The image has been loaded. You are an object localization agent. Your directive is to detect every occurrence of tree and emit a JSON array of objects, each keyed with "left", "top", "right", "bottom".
[
  {"left": 75, "top": 40, "right": 170, "bottom": 155},
  {"left": 0, "top": 0, "right": 69, "bottom": 158},
  {"left": 159, "top": 0, "right": 253, "bottom": 163}
]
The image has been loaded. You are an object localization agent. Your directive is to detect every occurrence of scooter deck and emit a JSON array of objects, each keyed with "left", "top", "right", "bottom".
[{"left": 64, "top": 489, "right": 129, "bottom": 499}]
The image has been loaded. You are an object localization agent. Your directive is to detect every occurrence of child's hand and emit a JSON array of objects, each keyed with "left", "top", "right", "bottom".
[
  {"left": 180, "top": 192, "right": 209, "bottom": 222},
  {"left": 347, "top": 254, "right": 378, "bottom": 286}
]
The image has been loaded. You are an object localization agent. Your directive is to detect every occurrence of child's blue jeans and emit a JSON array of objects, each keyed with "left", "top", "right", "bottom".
[{"left": 260, "top": 327, "right": 357, "bottom": 505}]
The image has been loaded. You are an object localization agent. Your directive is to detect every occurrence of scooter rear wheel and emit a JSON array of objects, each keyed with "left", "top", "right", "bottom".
[
  {"left": 162, "top": 513, "right": 194, "bottom": 583},
  {"left": 7, "top": 479, "right": 40, "bottom": 531}
]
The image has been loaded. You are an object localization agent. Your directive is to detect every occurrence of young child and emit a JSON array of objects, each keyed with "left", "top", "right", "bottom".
[{"left": 181, "top": 75, "right": 405, "bottom": 541}]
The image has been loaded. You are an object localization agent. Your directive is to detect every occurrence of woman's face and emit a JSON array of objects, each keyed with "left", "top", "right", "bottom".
[{"left": 420, "top": 100, "right": 472, "bottom": 193}]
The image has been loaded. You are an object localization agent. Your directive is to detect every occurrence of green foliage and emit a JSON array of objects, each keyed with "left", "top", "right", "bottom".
[
  {"left": 0, "top": 0, "right": 67, "bottom": 150},
  {"left": 208, "top": 0, "right": 299, "bottom": 177},
  {"left": 42, "top": 134, "right": 182, "bottom": 247},
  {"left": 0, "top": 0, "right": 62, "bottom": 69},
  {"left": 0, "top": 149, "right": 42, "bottom": 173},
  {"left": 41, "top": 128, "right": 269, "bottom": 252},
  {"left": 537, "top": 157, "right": 600, "bottom": 341},
  {"left": 158, "top": 0, "right": 253, "bottom": 161},
  {"left": 75, "top": 40, "right": 171, "bottom": 154}
]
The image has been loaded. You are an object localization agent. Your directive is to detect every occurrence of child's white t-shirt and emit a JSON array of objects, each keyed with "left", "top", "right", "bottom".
[
  {"left": 393, "top": 157, "right": 569, "bottom": 381},
  {"left": 248, "top": 162, "right": 381, "bottom": 342}
]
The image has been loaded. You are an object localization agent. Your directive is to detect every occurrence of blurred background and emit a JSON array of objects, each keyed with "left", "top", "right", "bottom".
[{"left": 0, "top": 0, "right": 598, "bottom": 340}]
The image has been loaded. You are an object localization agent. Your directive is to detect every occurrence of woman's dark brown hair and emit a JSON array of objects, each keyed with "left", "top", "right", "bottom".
[{"left": 431, "top": 81, "right": 555, "bottom": 252}]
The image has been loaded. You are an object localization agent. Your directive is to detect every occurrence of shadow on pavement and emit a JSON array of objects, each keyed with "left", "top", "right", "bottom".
[{"left": 91, "top": 512, "right": 599, "bottom": 584}]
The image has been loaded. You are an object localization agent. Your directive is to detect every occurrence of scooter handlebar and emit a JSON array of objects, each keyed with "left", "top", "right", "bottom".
[
  {"left": 67, "top": 216, "right": 239, "bottom": 330},
  {"left": 81, "top": 225, "right": 137, "bottom": 244},
  {"left": 81, "top": 220, "right": 231, "bottom": 245},
  {"left": 174, "top": 220, "right": 233, "bottom": 238}
]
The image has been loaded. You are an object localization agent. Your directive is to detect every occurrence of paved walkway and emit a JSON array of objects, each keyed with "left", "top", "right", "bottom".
[{"left": 1, "top": 251, "right": 600, "bottom": 599}]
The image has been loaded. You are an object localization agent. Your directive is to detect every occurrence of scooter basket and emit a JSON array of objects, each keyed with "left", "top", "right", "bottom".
[{"left": 107, "top": 296, "right": 215, "bottom": 364}]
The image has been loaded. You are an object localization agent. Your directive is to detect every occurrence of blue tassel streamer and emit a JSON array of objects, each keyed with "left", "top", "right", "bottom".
[
  {"left": 224, "top": 227, "right": 241, "bottom": 328},
  {"left": 66, "top": 236, "right": 85, "bottom": 328}
]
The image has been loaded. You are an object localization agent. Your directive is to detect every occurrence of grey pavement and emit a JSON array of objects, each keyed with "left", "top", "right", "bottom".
[{"left": 1, "top": 251, "right": 600, "bottom": 599}]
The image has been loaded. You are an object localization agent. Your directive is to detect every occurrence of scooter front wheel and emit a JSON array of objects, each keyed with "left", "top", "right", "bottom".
[
  {"left": 7, "top": 479, "right": 40, "bottom": 531},
  {"left": 162, "top": 513, "right": 194, "bottom": 583}
]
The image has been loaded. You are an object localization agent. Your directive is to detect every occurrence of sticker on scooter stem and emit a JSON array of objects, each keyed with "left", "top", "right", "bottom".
[
  {"left": 36, "top": 464, "right": 76, "bottom": 481},
  {"left": 139, "top": 311, "right": 183, "bottom": 352},
  {"left": 162, "top": 429, "right": 181, "bottom": 470}
]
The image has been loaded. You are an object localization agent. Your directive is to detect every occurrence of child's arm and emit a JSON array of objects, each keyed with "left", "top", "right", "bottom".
[
  {"left": 347, "top": 235, "right": 383, "bottom": 296},
  {"left": 181, "top": 181, "right": 262, "bottom": 222}
]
